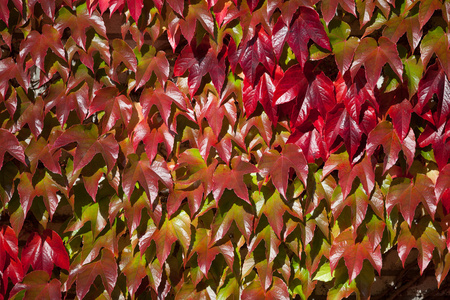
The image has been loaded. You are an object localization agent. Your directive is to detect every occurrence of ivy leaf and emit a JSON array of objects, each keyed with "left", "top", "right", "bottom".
[
  {"left": 387, "top": 99, "right": 413, "bottom": 141},
  {"left": 121, "top": 247, "right": 147, "bottom": 298},
  {"left": 0, "top": 128, "right": 26, "bottom": 170},
  {"left": 258, "top": 144, "right": 308, "bottom": 198},
  {"left": 0, "top": 226, "right": 23, "bottom": 292},
  {"left": 419, "top": 0, "right": 442, "bottom": 28},
  {"left": 89, "top": 87, "right": 133, "bottom": 134},
  {"left": 14, "top": 95, "right": 45, "bottom": 138},
  {"left": 21, "top": 230, "right": 70, "bottom": 276},
  {"left": 73, "top": 249, "right": 118, "bottom": 300},
  {"left": 416, "top": 62, "right": 450, "bottom": 127},
  {"left": 229, "top": 27, "right": 276, "bottom": 86},
  {"left": 140, "top": 81, "right": 188, "bottom": 129},
  {"left": 287, "top": 6, "right": 331, "bottom": 67},
  {"left": 330, "top": 229, "right": 382, "bottom": 282},
  {"left": 135, "top": 47, "right": 170, "bottom": 89},
  {"left": 420, "top": 27, "right": 449, "bottom": 76},
  {"left": 273, "top": 64, "right": 307, "bottom": 105},
  {"left": 213, "top": 156, "right": 259, "bottom": 204},
  {"left": 9, "top": 271, "right": 61, "bottom": 300},
  {"left": 324, "top": 104, "right": 363, "bottom": 160},
  {"left": 366, "top": 121, "right": 415, "bottom": 174},
  {"left": 127, "top": 0, "right": 143, "bottom": 22},
  {"left": 321, "top": 0, "right": 356, "bottom": 24},
  {"left": 351, "top": 37, "right": 403, "bottom": 88},
  {"left": 436, "top": 164, "right": 450, "bottom": 214},
  {"left": 19, "top": 25, "right": 66, "bottom": 72},
  {"left": 52, "top": 124, "right": 119, "bottom": 172},
  {"left": 323, "top": 152, "right": 375, "bottom": 205},
  {"left": 55, "top": 3, "right": 107, "bottom": 50},
  {"left": 122, "top": 153, "right": 173, "bottom": 203},
  {"left": 174, "top": 42, "right": 226, "bottom": 96},
  {"left": 328, "top": 20, "right": 359, "bottom": 74},
  {"left": 152, "top": 210, "right": 191, "bottom": 266},
  {"left": 386, "top": 174, "right": 437, "bottom": 227},
  {"left": 111, "top": 39, "right": 137, "bottom": 73}
]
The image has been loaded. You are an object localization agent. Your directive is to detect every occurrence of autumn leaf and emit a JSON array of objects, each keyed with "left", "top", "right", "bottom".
[
  {"left": 350, "top": 37, "right": 403, "bottom": 88},
  {"left": 9, "top": 271, "right": 61, "bottom": 300},
  {"left": 21, "top": 230, "right": 70, "bottom": 276},
  {"left": 213, "top": 156, "right": 259, "bottom": 204}
]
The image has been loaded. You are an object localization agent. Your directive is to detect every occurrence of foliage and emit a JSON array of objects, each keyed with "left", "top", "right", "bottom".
[{"left": 0, "top": 0, "right": 449, "bottom": 298}]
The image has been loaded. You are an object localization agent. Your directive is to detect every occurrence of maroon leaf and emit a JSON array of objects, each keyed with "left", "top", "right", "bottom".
[
  {"left": 73, "top": 249, "right": 118, "bottom": 299},
  {"left": 350, "top": 37, "right": 403, "bottom": 88},
  {"left": 52, "top": 124, "right": 119, "bottom": 172},
  {"left": 287, "top": 7, "right": 331, "bottom": 67},
  {"left": 0, "top": 226, "right": 23, "bottom": 294},
  {"left": 213, "top": 156, "right": 259, "bottom": 204},
  {"left": 174, "top": 42, "right": 226, "bottom": 96},
  {"left": 0, "top": 128, "right": 26, "bottom": 170},
  {"left": 19, "top": 25, "right": 66, "bottom": 72},
  {"left": 21, "top": 230, "right": 70, "bottom": 276},
  {"left": 330, "top": 229, "right": 382, "bottom": 282},
  {"left": 258, "top": 144, "right": 308, "bottom": 198},
  {"left": 89, "top": 87, "right": 133, "bottom": 134},
  {"left": 387, "top": 99, "right": 413, "bottom": 141},
  {"left": 127, "top": 0, "right": 143, "bottom": 22},
  {"left": 122, "top": 153, "right": 173, "bottom": 203}
]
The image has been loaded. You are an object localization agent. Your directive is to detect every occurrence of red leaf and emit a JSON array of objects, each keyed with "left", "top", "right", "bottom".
[
  {"left": 52, "top": 124, "right": 119, "bottom": 172},
  {"left": 213, "top": 156, "right": 259, "bottom": 204},
  {"left": 19, "top": 25, "right": 66, "bottom": 72},
  {"left": 122, "top": 153, "right": 173, "bottom": 203},
  {"left": 121, "top": 249, "right": 147, "bottom": 298},
  {"left": 135, "top": 48, "right": 170, "bottom": 89},
  {"left": 14, "top": 96, "right": 45, "bottom": 138},
  {"left": 287, "top": 7, "right": 331, "bottom": 67},
  {"left": 179, "top": 1, "right": 215, "bottom": 42},
  {"left": 73, "top": 249, "right": 118, "bottom": 299},
  {"left": 288, "top": 128, "right": 327, "bottom": 163},
  {"left": 324, "top": 104, "right": 363, "bottom": 160},
  {"left": 419, "top": 0, "right": 442, "bottom": 28},
  {"left": 111, "top": 39, "right": 137, "bottom": 73},
  {"left": 21, "top": 230, "right": 70, "bottom": 276},
  {"left": 273, "top": 64, "right": 308, "bottom": 105},
  {"left": 0, "top": 128, "right": 26, "bottom": 170},
  {"left": 351, "top": 37, "right": 403, "bottom": 88},
  {"left": 127, "top": 0, "right": 143, "bottom": 22},
  {"left": 258, "top": 144, "right": 308, "bottom": 198},
  {"left": 230, "top": 27, "right": 276, "bottom": 86},
  {"left": 330, "top": 229, "right": 382, "bottom": 282},
  {"left": 321, "top": 0, "right": 356, "bottom": 24},
  {"left": 89, "top": 87, "right": 133, "bottom": 134},
  {"left": 323, "top": 152, "right": 375, "bottom": 202},
  {"left": 435, "top": 164, "right": 450, "bottom": 214},
  {"left": 386, "top": 175, "right": 437, "bottom": 227},
  {"left": 55, "top": 3, "right": 107, "bottom": 50},
  {"left": 9, "top": 271, "right": 61, "bottom": 300},
  {"left": 366, "top": 121, "right": 415, "bottom": 174},
  {"left": 416, "top": 62, "right": 450, "bottom": 127},
  {"left": 387, "top": 99, "right": 413, "bottom": 141},
  {"left": 173, "top": 42, "right": 226, "bottom": 95}
]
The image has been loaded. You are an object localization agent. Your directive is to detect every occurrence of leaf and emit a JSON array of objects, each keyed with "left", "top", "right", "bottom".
[
  {"left": 286, "top": 6, "right": 331, "bottom": 67},
  {"left": 404, "top": 55, "right": 424, "bottom": 98},
  {"left": 330, "top": 229, "right": 382, "bottom": 282},
  {"left": 350, "top": 37, "right": 403, "bottom": 88},
  {"left": 366, "top": 121, "right": 415, "bottom": 173},
  {"left": 0, "top": 128, "right": 26, "bottom": 170},
  {"left": 324, "top": 104, "right": 363, "bottom": 160},
  {"left": 19, "top": 24, "right": 66, "bottom": 71},
  {"left": 73, "top": 248, "right": 118, "bottom": 299},
  {"left": 436, "top": 164, "right": 450, "bottom": 214},
  {"left": 173, "top": 42, "right": 226, "bottom": 96},
  {"left": 387, "top": 99, "right": 413, "bottom": 141},
  {"left": 121, "top": 247, "right": 147, "bottom": 298},
  {"left": 328, "top": 20, "right": 360, "bottom": 74},
  {"left": 55, "top": 3, "right": 107, "bottom": 50},
  {"left": 258, "top": 144, "right": 308, "bottom": 198},
  {"left": 140, "top": 81, "right": 188, "bottom": 129},
  {"left": 13, "top": 96, "right": 45, "bottom": 138},
  {"left": 0, "top": 226, "right": 23, "bottom": 293},
  {"left": 420, "top": 27, "right": 450, "bottom": 76},
  {"left": 416, "top": 62, "right": 450, "bottom": 127},
  {"left": 249, "top": 224, "right": 281, "bottom": 264},
  {"left": 321, "top": 0, "right": 356, "bottom": 24},
  {"left": 419, "top": 0, "right": 442, "bottom": 28},
  {"left": 111, "top": 39, "right": 137, "bottom": 73},
  {"left": 127, "top": 0, "right": 143, "bottom": 22},
  {"left": 9, "top": 271, "right": 61, "bottom": 300},
  {"left": 229, "top": 27, "right": 276, "bottom": 86},
  {"left": 89, "top": 87, "right": 133, "bottom": 134},
  {"left": 21, "top": 230, "right": 70, "bottom": 276},
  {"left": 52, "top": 124, "right": 119, "bottom": 172},
  {"left": 386, "top": 174, "right": 437, "bottom": 227},
  {"left": 122, "top": 153, "right": 173, "bottom": 203},
  {"left": 152, "top": 210, "right": 191, "bottom": 265},
  {"left": 213, "top": 156, "right": 259, "bottom": 204},
  {"left": 135, "top": 47, "right": 170, "bottom": 89}
]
